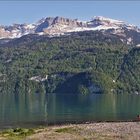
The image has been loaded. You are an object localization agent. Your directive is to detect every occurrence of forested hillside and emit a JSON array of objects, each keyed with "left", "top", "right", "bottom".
[{"left": 0, "top": 31, "right": 139, "bottom": 94}]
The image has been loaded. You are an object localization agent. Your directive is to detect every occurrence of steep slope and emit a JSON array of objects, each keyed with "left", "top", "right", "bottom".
[
  {"left": 0, "top": 16, "right": 140, "bottom": 46},
  {"left": 117, "top": 46, "right": 140, "bottom": 93},
  {"left": 0, "top": 17, "right": 139, "bottom": 94},
  {"left": 0, "top": 31, "right": 138, "bottom": 94}
]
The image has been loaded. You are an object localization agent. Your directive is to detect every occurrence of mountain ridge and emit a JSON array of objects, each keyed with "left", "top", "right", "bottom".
[
  {"left": 0, "top": 16, "right": 140, "bottom": 46},
  {"left": 0, "top": 18, "right": 139, "bottom": 94}
]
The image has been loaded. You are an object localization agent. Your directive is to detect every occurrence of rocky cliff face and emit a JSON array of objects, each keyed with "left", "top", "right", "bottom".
[
  {"left": 0, "top": 16, "right": 140, "bottom": 45},
  {"left": 36, "top": 16, "right": 87, "bottom": 35},
  {"left": 0, "top": 26, "right": 10, "bottom": 38}
]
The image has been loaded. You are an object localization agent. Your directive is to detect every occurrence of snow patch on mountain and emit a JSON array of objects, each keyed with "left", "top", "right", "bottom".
[
  {"left": 0, "top": 16, "right": 140, "bottom": 42},
  {"left": 136, "top": 44, "right": 140, "bottom": 47},
  {"left": 24, "top": 24, "right": 35, "bottom": 29},
  {"left": 92, "top": 16, "right": 125, "bottom": 24}
]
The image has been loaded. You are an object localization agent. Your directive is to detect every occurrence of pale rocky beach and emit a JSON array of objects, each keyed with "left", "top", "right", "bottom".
[
  {"left": 26, "top": 122, "right": 140, "bottom": 140},
  {"left": 0, "top": 122, "right": 140, "bottom": 140}
]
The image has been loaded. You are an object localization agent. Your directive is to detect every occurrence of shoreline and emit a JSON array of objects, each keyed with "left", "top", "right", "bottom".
[
  {"left": 0, "top": 119, "right": 139, "bottom": 130},
  {"left": 47, "top": 119, "right": 140, "bottom": 126},
  {"left": 0, "top": 121, "right": 140, "bottom": 140}
]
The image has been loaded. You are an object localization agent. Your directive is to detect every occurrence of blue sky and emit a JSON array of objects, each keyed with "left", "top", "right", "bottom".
[{"left": 0, "top": 1, "right": 140, "bottom": 27}]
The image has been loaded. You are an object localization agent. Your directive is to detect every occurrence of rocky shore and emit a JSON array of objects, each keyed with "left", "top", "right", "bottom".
[{"left": 1, "top": 122, "right": 139, "bottom": 140}]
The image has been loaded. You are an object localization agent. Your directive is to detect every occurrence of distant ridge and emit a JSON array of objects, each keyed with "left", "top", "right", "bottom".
[{"left": 0, "top": 16, "right": 140, "bottom": 45}]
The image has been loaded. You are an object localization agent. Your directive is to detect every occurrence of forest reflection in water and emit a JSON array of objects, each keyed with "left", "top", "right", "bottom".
[{"left": 0, "top": 92, "right": 140, "bottom": 128}]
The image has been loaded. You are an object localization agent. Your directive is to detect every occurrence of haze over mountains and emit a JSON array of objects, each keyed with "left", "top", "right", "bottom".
[{"left": 0, "top": 16, "right": 140, "bottom": 46}]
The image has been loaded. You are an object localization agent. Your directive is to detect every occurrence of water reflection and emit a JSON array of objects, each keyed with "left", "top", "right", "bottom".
[
  {"left": 0, "top": 92, "right": 47, "bottom": 128},
  {"left": 0, "top": 93, "right": 140, "bottom": 128},
  {"left": 47, "top": 93, "right": 140, "bottom": 124}
]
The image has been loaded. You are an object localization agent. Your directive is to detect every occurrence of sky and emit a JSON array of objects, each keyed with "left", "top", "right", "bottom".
[{"left": 0, "top": 1, "right": 140, "bottom": 27}]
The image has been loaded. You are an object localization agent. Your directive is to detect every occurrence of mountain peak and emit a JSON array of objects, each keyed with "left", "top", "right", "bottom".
[{"left": 0, "top": 15, "right": 139, "bottom": 43}]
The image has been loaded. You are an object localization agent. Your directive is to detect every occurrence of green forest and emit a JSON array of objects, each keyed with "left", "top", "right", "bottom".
[{"left": 0, "top": 31, "right": 139, "bottom": 94}]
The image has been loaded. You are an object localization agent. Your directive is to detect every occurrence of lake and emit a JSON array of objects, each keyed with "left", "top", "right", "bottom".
[{"left": 0, "top": 92, "right": 140, "bottom": 129}]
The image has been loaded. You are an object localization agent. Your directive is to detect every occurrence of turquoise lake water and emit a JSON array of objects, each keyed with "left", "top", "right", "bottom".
[{"left": 0, "top": 93, "right": 140, "bottom": 129}]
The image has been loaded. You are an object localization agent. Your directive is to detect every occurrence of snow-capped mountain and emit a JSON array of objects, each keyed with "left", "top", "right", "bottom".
[{"left": 0, "top": 16, "right": 140, "bottom": 45}]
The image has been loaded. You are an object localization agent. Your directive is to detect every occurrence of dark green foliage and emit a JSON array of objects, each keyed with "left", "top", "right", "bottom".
[
  {"left": 0, "top": 128, "right": 35, "bottom": 139},
  {"left": 0, "top": 31, "right": 139, "bottom": 94},
  {"left": 118, "top": 47, "right": 140, "bottom": 93}
]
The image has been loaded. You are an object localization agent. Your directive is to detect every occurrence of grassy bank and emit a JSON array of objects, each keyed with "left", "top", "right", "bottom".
[
  {"left": 0, "top": 122, "right": 140, "bottom": 140},
  {"left": 0, "top": 127, "right": 36, "bottom": 140}
]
